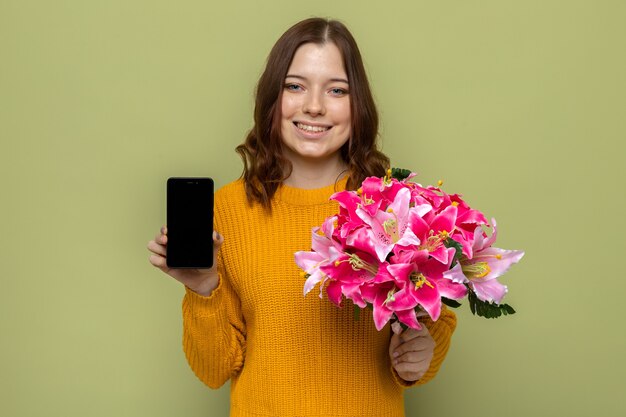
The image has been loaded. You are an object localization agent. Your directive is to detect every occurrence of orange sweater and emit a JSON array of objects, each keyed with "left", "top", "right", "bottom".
[{"left": 182, "top": 177, "right": 457, "bottom": 417}]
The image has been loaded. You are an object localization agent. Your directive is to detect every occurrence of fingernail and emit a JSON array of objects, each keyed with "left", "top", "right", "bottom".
[{"left": 393, "top": 352, "right": 399, "bottom": 358}]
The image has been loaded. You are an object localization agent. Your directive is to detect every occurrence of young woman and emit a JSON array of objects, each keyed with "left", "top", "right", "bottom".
[{"left": 148, "top": 17, "right": 456, "bottom": 417}]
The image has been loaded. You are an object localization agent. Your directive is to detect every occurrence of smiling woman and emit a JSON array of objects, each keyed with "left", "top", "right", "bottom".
[
  {"left": 280, "top": 42, "right": 352, "bottom": 186},
  {"left": 234, "top": 17, "right": 389, "bottom": 207},
  {"left": 147, "top": 17, "right": 457, "bottom": 417}
]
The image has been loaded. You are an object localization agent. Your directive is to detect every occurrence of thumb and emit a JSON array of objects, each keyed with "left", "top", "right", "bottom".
[
  {"left": 213, "top": 230, "right": 224, "bottom": 247},
  {"left": 389, "top": 331, "right": 402, "bottom": 353}
]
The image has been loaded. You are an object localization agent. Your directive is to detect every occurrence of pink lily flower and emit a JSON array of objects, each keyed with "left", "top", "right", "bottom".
[
  {"left": 353, "top": 187, "right": 431, "bottom": 262},
  {"left": 443, "top": 219, "right": 524, "bottom": 304},
  {"left": 368, "top": 247, "right": 468, "bottom": 330},
  {"left": 320, "top": 250, "right": 384, "bottom": 307},
  {"left": 446, "top": 194, "right": 488, "bottom": 258},
  {"left": 295, "top": 216, "right": 343, "bottom": 297},
  {"left": 451, "top": 194, "right": 488, "bottom": 230},
  {"left": 358, "top": 176, "right": 405, "bottom": 215},
  {"left": 419, "top": 247, "right": 469, "bottom": 301},
  {"left": 407, "top": 204, "right": 458, "bottom": 265},
  {"left": 406, "top": 184, "right": 487, "bottom": 259},
  {"left": 408, "top": 183, "right": 447, "bottom": 213},
  {"left": 384, "top": 263, "right": 442, "bottom": 326},
  {"left": 330, "top": 190, "right": 367, "bottom": 243},
  {"left": 360, "top": 278, "right": 397, "bottom": 331}
]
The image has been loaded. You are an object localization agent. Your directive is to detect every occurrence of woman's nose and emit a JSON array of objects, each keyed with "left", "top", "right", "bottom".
[{"left": 303, "top": 91, "right": 325, "bottom": 116}]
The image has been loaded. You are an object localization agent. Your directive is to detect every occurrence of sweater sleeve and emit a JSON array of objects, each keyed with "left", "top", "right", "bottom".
[
  {"left": 391, "top": 306, "right": 457, "bottom": 388},
  {"left": 181, "top": 256, "right": 247, "bottom": 389}
]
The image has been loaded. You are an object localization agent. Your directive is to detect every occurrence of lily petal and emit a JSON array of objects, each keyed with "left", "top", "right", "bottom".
[
  {"left": 478, "top": 247, "right": 525, "bottom": 280},
  {"left": 372, "top": 300, "right": 395, "bottom": 331},
  {"left": 395, "top": 309, "right": 422, "bottom": 330},
  {"left": 434, "top": 276, "right": 468, "bottom": 300},
  {"left": 294, "top": 250, "right": 325, "bottom": 272},
  {"left": 385, "top": 287, "right": 418, "bottom": 311},
  {"left": 470, "top": 278, "right": 508, "bottom": 304},
  {"left": 443, "top": 263, "right": 469, "bottom": 284},
  {"left": 412, "top": 280, "right": 442, "bottom": 321},
  {"left": 483, "top": 218, "right": 498, "bottom": 249},
  {"left": 303, "top": 270, "right": 325, "bottom": 296},
  {"left": 346, "top": 226, "right": 387, "bottom": 262},
  {"left": 326, "top": 280, "right": 344, "bottom": 306},
  {"left": 430, "top": 205, "right": 458, "bottom": 235}
]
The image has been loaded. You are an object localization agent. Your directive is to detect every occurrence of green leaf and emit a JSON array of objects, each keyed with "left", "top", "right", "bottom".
[
  {"left": 442, "top": 297, "right": 462, "bottom": 308},
  {"left": 444, "top": 238, "right": 464, "bottom": 267},
  {"left": 468, "top": 288, "right": 516, "bottom": 319},
  {"left": 391, "top": 167, "right": 412, "bottom": 181},
  {"left": 353, "top": 304, "right": 361, "bottom": 321}
]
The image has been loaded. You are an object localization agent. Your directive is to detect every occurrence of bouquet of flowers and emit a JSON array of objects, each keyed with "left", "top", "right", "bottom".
[{"left": 295, "top": 168, "right": 524, "bottom": 331}]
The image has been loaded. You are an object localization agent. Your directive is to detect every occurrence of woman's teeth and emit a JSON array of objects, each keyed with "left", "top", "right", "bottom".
[{"left": 296, "top": 122, "right": 330, "bottom": 132}]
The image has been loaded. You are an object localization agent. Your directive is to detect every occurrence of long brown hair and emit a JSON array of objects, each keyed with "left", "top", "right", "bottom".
[{"left": 236, "top": 18, "right": 389, "bottom": 209}]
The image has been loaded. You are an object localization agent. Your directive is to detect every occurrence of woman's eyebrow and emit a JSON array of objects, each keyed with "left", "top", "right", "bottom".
[{"left": 285, "top": 74, "right": 349, "bottom": 84}]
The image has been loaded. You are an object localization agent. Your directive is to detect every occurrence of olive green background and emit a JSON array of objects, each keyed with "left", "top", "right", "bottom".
[{"left": 1, "top": 0, "right": 624, "bottom": 416}]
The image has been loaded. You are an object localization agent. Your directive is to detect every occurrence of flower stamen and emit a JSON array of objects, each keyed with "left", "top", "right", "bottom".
[
  {"left": 384, "top": 288, "right": 396, "bottom": 305},
  {"left": 383, "top": 218, "right": 399, "bottom": 242},
  {"left": 410, "top": 272, "right": 435, "bottom": 290},
  {"left": 461, "top": 261, "right": 491, "bottom": 279},
  {"left": 334, "top": 254, "right": 379, "bottom": 275}
]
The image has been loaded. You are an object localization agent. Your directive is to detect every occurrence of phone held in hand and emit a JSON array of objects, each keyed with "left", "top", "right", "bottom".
[{"left": 166, "top": 177, "right": 214, "bottom": 268}]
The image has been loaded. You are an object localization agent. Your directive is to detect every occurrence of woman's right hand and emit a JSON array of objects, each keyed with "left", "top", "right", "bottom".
[{"left": 147, "top": 225, "right": 224, "bottom": 296}]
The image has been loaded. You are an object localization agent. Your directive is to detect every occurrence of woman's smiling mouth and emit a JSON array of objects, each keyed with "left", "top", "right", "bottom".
[{"left": 295, "top": 122, "right": 332, "bottom": 133}]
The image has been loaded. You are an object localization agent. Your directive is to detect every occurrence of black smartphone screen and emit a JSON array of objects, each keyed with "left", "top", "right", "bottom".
[{"left": 166, "top": 177, "right": 214, "bottom": 268}]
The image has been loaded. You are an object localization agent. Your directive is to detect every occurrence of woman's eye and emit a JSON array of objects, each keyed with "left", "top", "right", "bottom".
[
  {"left": 330, "top": 88, "right": 348, "bottom": 96},
  {"left": 285, "top": 84, "right": 302, "bottom": 91}
]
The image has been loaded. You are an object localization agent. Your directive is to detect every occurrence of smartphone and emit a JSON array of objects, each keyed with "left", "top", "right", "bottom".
[{"left": 166, "top": 177, "right": 214, "bottom": 268}]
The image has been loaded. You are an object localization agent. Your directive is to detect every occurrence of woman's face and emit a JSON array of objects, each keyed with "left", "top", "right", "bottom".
[{"left": 280, "top": 42, "right": 351, "bottom": 167}]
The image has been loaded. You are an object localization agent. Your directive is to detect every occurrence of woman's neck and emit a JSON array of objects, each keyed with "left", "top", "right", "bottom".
[{"left": 282, "top": 156, "right": 348, "bottom": 189}]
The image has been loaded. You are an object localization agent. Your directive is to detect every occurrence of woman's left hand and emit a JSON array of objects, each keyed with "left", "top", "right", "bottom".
[{"left": 389, "top": 324, "right": 435, "bottom": 382}]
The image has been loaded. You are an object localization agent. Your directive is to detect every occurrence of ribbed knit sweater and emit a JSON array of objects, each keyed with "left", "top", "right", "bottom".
[{"left": 182, "top": 176, "right": 457, "bottom": 417}]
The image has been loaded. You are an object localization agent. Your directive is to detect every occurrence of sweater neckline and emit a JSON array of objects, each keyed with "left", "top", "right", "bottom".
[{"left": 276, "top": 176, "right": 349, "bottom": 206}]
